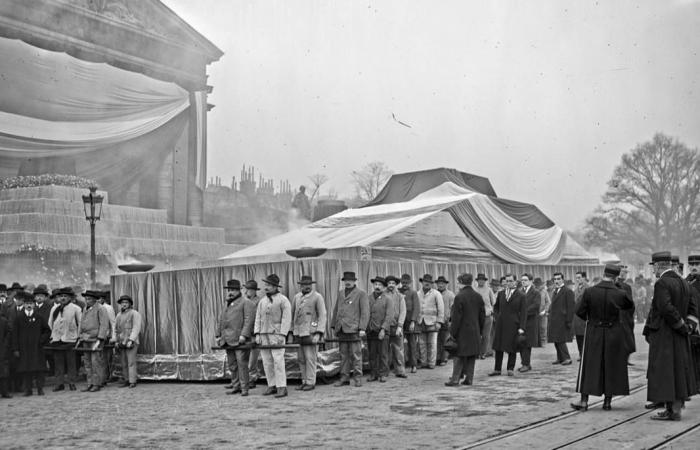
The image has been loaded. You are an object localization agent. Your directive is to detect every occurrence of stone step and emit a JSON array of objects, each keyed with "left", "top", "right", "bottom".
[
  {"left": 0, "top": 185, "right": 109, "bottom": 203},
  {"left": 0, "top": 198, "right": 168, "bottom": 223}
]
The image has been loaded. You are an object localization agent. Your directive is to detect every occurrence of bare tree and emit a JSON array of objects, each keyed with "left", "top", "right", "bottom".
[
  {"left": 351, "top": 161, "right": 393, "bottom": 201},
  {"left": 584, "top": 133, "right": 700, "bottom": 260},
  {"left": 307, "top": 173, "right": 329, "bottom": 202}
]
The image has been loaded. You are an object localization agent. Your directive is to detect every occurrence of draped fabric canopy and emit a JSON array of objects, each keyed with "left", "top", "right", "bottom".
[{"left": 220, "top": 181, "right": 586, "bottom": 265}]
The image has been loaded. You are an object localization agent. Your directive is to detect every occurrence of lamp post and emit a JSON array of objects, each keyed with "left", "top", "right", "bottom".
[{"left": 82, "top": 186, "right": 103, "bottom": 288}]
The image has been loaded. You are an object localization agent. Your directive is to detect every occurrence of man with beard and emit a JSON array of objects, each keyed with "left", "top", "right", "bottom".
[
  {"left": 489, "top": 274, "right": 527, "bottom": 377},
  {"left": 112, "top": 295, "right": 143, "bottom": 388},
  {"left": 367, "top": 276, "right": 391, "bottom": 382},
  {"left": 398, "top": 274, "right": 420, "bottom": 373},
  {"left": 573, "top": 272, "right": 589, "bottom": 359},
  {"left": 570, "top": 264, "right": 634, "bottom": 411},
  {"left": 48, "top": 287, "right": 82, "bottom": 392},
  {"left": 518, "top": 274, "right": 540, "bottom": 373},
  {"left": 417, "top": 275, "right": 445, "bottom": 369},
  {"left": 78, "top": 290, "right": 111, "bottom": 392},
  {"left": 548, "top": 273, "right": 575, "bottom": 366},
  {"left": 445, "top": 274, "right": 485, "bottom": 387},
  {"left": 332, "top": 272, "right": 369, "bottom": 387},
  {"left": 244, "top": 280, "right": 263, "bottom": 389},
  {"left": 11, "top": 292, "right": 50, "bottom": 396},
  {"left": 384, "top": 276, "right": 406, "bottom": 378},
  {"left": 435, "top": 276, "right": 455, "bottom": 366},
  {"left": 290, "top": 275, "right": 326, "bottom": 392},
  {"left": 644, "top": 251, "right": 698, "bottom": 421},
  {"left": 216, "top": 279, "right": 254, "bottom": 396},
  {"left": 254, "top": 274, "right": 292, "bottom": 398}
]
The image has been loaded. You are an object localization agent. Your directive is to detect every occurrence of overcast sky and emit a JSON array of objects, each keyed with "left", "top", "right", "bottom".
[{"left": 164, "top": 0, "right": 700, "bottom": 230}]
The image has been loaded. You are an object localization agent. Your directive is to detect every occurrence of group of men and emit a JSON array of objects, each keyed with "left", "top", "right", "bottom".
[{"left": 0, "top": 283, "right": 142, "bottom": 398}]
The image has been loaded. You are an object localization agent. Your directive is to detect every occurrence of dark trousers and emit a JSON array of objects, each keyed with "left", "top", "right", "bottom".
[
  {"left": 0, "top": 377, "right": 9, "bottom": 396},
  {"left": 404, "top": 330, "right": 418, "bottom": 368},
  {"left": 338, "top": 332, "right": 363, "bottom": 379},
  {"left": 519, "top": 346, "right": 532, "bottom": 367},
  {"left": 367, "top": 332, "right": 389, "bottom": 377},
  {"left": 451, "top": 356, "right": 476, "bottom": 383},
  {"left": 554, "top": 342, "right": 571, "bottom": 362},
  {"left": 437, "top": 327, "right": 450, "bottom": 363},
  {"left": 494, "top": 351, "right": 517, "bottom": 371},
  {"left": 575, "top": 335, "right": 584, "bottom": 356},
  {"left": 22, "top": 372, "right": 45, "bottom": 393},
  {"left": 225, "top": 348, "right": 250, "bottom": 391}
]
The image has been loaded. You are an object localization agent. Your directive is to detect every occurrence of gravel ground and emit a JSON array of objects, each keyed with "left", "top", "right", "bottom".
[{"left": 0, "top": 327, "right": 650, "bottom": 449}]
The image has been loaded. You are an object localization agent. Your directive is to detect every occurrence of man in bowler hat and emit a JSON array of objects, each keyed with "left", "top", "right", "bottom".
[
  {"left": 290, "top": 275, "right": 327, "bottom": 391},
  {"left": 217, "top": 279, "right": 255, "bottom": 396},
  {"left": 331, "top": 271, "right": 369, "bottom": 387}
]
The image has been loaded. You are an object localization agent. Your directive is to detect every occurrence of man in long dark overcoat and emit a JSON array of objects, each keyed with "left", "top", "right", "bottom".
[
  {"left": 548, "top": 272, "right": 575, "bottom": 365},
  {"left": 12, "top": 292, "right": 51, "bottom": 396},
  {"left": 644, "top": 251, "right": 699, "bottom": 421},
  {"left": 445, "top": 274, "right": 485, "bottom": 386},
  {"left": 0, "top": 314, "right": 10, "bottom": 397},
  {"left": 518, "top": 274, "right": 540, "bottom": 373},
  {"left": 489, "top": 274, "right": 527, "bottom": 377},
  {"left": 615, "top": 265, "right": 636, "bottom": 364},
  {"left": 571, "top": 264, "right": 634, "bottom": 412}
]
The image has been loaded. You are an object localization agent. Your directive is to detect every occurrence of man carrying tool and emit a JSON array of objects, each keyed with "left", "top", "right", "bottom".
[{"left": 216, "top": 279, "right": 254, "bottom": 396}]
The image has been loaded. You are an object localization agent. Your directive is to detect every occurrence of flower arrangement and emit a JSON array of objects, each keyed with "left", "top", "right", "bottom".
[{"left": 0, "top": 174, "right": 99, "bottom": 190}]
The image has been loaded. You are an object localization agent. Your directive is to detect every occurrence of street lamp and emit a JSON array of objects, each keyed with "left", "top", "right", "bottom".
[{"left": 82, "top": 186, "right": 103, "bottom": 288}]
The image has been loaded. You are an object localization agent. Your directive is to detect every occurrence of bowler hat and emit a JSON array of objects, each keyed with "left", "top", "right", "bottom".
[
  {"left": 370, "top": 276, "right": 387, "bottom": 286},
  {"left": 298, "top": 275, "right": 315, "bottom": 285},
  {"left": 672, "top": 255, "right": 680, "bottom": 264},
  {"left": 0, "top": 283, "right": 6, "bottom": 292},
  {"left": 262, "top": 274, "right": 282, "bottom": 288},
  {"left": 16, "top": 291, "right": 34, "bottom": 303},
  {"left": 9, "top": 282, "right": 23, "bottom": 291},
  {"left": 603, "top": 264, "right": 621, "bottom": 277},
  {"left": 341, "top": 271, "right": 357, "bottom": 281},
  {"left": 54, "top": 287, "right": 75, "bottom": 297},
  {"left": 435, "top": 276, "right": 449, "bottom": 284},
  {"left": 83, "top": 290, "right": 102, "bottom": 299},
  {"left": 476, "top": 273, "right": 488, "bottom": 281},
  {"left": 419, "top": 274, "right": 434, "bottom": 283},
  {"left": 33, "top": 284, "right": 50, "bottom": 296},
  {"left": 688, "top": 255, "right": 700, "bottom": 265},
  {"left": 244, "top": 280, "right": 260, "bottom": 291},
  {"left": 650, "top": 251, "right": 672, "bottom": 265},
  {"left": 400, "top": 274, "right": 412, "bottom": 282},
  {"left": 118, "top": 295, "right": 133, "bottom": 305},
  {"left": 224, "top": 279, "right": 242, "bottom": 290},
  {"left": 385, "top": 275, "right": 400, "bottom": 285}
]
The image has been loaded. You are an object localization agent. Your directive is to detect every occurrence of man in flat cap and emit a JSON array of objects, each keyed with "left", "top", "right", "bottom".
[
  {"left": 644, "top": 251, "right": 698, "bottom": 420},
  {"left": 49, "top": 287, "right": 82, "bottom": 392},
  {"left": 78, "top": 290, "right": 111, "bottom": 392},
  {"left": 435, "top": 276, "right": 455, "bottom": 366},
  {"left": 290, "top": 275, "right": 326, "bottom": 391},
  {"left": 385, "top": 275, "right": 406, "bottom": 378},
  {"left": 244, "top": 280, "right": 263, "bottom": 389},
  {"left": 112, "top": 295, "right": 143, "bottom": 388},
  {"left": 254, "top": 274, "right": 292, "bottom": 398},
  {"left": 12, "top": 293, "right": 51, "bottom": 396},
  {"left": 417, "top": 275, "right": 445, "bottom": 369},
  {"left": 216, "top": 279, "right": 255, "bottom": 396},
  {"left": 367, "top": 276, "right": 391, "bottom": 382},
  {"left": 398, "top": 274, "right": 420, "bottom": 373},
  {"left": 571, "top": 264, "right": 634, "bottom": 412},
  {"left": 331, "top": 271, "right": 369, "bottom": 387}
]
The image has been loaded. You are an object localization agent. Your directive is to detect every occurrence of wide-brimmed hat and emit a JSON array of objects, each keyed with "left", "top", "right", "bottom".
[
  {"left": 476, "top": 273, "right": 488, "bottom": 281},
  {"left": 262, "top": 274, "right": 282, "bottom": 288},
  {"left": 341, "top": 271, "right": 357, "bottom": 281},
  {"left": 419, "top": 274, "right": 434, "bottom": 283},
  {"left": 52, "top": 287, "right": 75, "bottom": 298},
  {"left": 688, "top": 255, "right": 700, "bottom": 265},
  {"left": 370, "top": 276, "right": 387, "bottom": 286},
  {"left": 649, "top": 251, "right": 672, "bottom": 265},
  {"left": 83, "top": 290, "right": 102, "bottom": 299},
  {"left": 118, "top": 295, "right": 133, "bottom": 305},
  {"left": 224, "top": 279, "right": 242, "bottom": 290},
  {"left": 385, "top": 275, "right": 400, "bottom": 284},
  {"left": 244, "top": 280, "right": 260, "bottom": 291},
  {"left": 400, "top": 274, "right": 412, "bottom": 282},
  {"left": 435, "top": 276, "right": 449, "bottom": 284},
  {"left": 298, "top": 275, "right": 315, "bottom": 285},
  {"left": 33, "top": 284, "right": 50, "bottom": 296}
]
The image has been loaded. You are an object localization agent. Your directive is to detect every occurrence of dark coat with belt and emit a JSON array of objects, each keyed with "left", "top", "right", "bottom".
[
  {"left": 450, "top": 286, "right": 485, "bottom": 357},
  {"left": 644, "top": 270, "right": 698, "bottom": 403},
  {"left": 12, "top": 313, "right": 51, "bottom": 373},
  {"left": 615, "top": 280, "right": 636, "bottom": 353},
  {"left": 492, "top": 289, "right": 527, "bottom": 353},
  {"left": 548, "top": 286, "right": 575, "bottom": 343},
  {"left": 521, "top": 286, "right": 541, "bottom": 348},
  {"left": 576, "top": 280, "right": 634, "bottom": 396},
  {"left": 0, "top": 315, "right": 9, "bottom": 378}
]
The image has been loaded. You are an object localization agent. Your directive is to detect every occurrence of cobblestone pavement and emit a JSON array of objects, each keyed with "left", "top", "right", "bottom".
[{"left": 0, "top": 328, "right": 652, "bottom": 449}]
